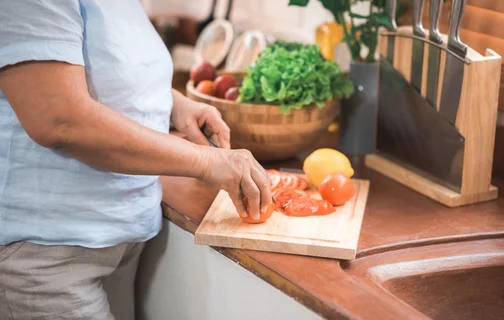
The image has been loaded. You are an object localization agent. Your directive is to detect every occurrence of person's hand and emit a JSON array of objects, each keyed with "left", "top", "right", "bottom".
[
  {"left": 198, "top": 147, "right": 271, "bottom": 220},
  {"left": 171, "top": 94, "right": 231, "bottom": 149}
]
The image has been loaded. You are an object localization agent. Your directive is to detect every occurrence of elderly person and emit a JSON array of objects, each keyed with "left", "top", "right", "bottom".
[{"left": 0, "top": 1, "right": 271, "bottom": 319}]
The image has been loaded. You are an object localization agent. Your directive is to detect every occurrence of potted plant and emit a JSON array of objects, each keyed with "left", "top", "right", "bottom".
[{"left": 289, "top": 0, "right": 394, "bottom": 156}]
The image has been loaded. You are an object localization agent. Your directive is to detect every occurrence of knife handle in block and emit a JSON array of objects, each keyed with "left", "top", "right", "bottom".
[
  {"left": 386, "top": 0, "right": 397, "bottom": 31},
  {"left": 412, "top": 0, "right": 426, "bottom": 37},
  {"left": 447, "top": 0, "right": 468, "bottom": 56},
  {"left": 428, "top": 0, "right": 443, "bottom": 44}
]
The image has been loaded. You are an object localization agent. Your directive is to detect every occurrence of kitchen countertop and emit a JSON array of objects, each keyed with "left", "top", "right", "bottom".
[{"left": 160, "top": 130, "right": 504, "bottom": 319}]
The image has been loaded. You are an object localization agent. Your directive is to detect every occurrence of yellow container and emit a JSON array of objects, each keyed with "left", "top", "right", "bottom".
[{"left": 315, "top": 21, "right": 346, "bottom": 61}]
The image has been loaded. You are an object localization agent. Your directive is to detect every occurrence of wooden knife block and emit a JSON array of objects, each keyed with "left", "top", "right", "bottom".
[{"left": 366, "top": 26, "right": 501, "bottom": 207}]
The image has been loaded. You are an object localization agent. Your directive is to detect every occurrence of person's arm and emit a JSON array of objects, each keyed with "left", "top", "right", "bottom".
[
  {"left": 0, "top": 61, "right": 271, "bottom": 219},
  {"left": 0, "top": 61, "right": 204, "bottom": 177}
]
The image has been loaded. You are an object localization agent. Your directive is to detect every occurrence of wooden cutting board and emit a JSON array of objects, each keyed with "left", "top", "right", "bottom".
[{"left": 194, "top": 178, "right": 370, "bottom": 260}]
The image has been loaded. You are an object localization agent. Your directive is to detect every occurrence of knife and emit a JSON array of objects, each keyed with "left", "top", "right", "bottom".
[
  {"left": 439, "top": 0, "right": 468, "bottom": 125},
  {"left": 386, "top": 0, "right": 398, "bottom": 64},
  {"left": 411, "top": 0, "right": 426, "bottom": 93},
  {"left": 426, "top": 0, "right": 444, "bottom": 108}
]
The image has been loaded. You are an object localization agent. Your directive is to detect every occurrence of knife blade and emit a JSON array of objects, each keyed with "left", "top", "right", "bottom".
[
  {"left": 386, "top": 0, "right": 398, "bottom": 64},
  {"left": 439, "top": 0, "right": 468, "bottom": 125},
  {"left": 411, "top": 0, "right": 426, "bottom": 93},
  {"left": 377, "top": 57, "right": 465, "bottom": 191},
  {"left": 426, "top": 0, "right": 444, "bottom": 108}
]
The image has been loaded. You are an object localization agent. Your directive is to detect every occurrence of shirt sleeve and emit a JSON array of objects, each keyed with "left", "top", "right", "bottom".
[{"left": 0, "top": 0, "right": 85, "bottom": 70}]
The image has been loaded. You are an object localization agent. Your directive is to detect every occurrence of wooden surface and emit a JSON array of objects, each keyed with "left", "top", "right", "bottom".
[
  {"left": 366, "top": 154, "right": 498, "bottom": 207},
  {"left": 186, "top": 80, "right": 340, "bottom": 161},
  {"left": 456, "top": 48, "right": 500, "bottom": 195},
  {"left": 195, "top": 178, "right": 370, "bottom": 260},
  {"left": 377, "top": 26, "right": 500, "bottom": 206}
]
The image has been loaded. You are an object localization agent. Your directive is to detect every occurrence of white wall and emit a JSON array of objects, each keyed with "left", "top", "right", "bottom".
[
  {"left": 136, "top": 220, "right": 323, "bottom": 320},
  {"left": 141, "top": 0, "right": 370, "bottom": 71}
]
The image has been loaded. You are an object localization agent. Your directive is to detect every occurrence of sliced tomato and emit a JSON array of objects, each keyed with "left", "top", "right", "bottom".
[
  {"left": 267, "top": 170, "right": 282, "bottom": 190},
  {"left": 272, "top": 187, "right": 309, "bottom": 208},
  {"left": 284, "top": 198, "right": 335, "bottom": 217},
  {"left": 315, "top": 199, "right": 336, "bottom": 216},
  {"left": 295, "top": 177, "right": 309, "bottom": 190},
  {"left": 268, "top": 173, "right": 282, "bottom": 191},
  {"left": 284, "top": 198, "right": 320, "bottom": 217},
  {"left": 281, "top": 173, "right": 299, "bottom": 189}
]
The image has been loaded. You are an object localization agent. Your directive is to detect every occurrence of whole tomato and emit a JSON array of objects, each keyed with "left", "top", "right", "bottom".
[
  {"left": 318, "top": 172, "right": 355, "bottom": 206},
  {"left": 224, "top": 86, "right": 240, "bottom": 101},
  {"left": 195, "top": 80, "right": 214, "bottom": 96},
  {"left": 213, "top": 74, "right": 239, "bottom": 99},
  {"left": 190, "top": 61, "right": 216, "bottom": 85}
]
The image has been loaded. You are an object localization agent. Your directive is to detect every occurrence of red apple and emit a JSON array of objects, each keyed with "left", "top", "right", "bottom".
[
  {"left": 224, "top": 86, "right": 240, "bottom": 101},
  {"left": 213, "top": 74, "right": 239, "bottom": 99},
  {"left": 190, "top": 61, "right": 216, "bottom": 85}
]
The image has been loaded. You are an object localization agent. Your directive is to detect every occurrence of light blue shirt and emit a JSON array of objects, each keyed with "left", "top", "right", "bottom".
[{"left": 0, "top": 0, "right": 173, "bottom": 247}]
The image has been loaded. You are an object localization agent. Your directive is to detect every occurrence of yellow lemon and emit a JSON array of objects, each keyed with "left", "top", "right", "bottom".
[{"left": 303, "top": 148, "right": 354, "bottom": 188}]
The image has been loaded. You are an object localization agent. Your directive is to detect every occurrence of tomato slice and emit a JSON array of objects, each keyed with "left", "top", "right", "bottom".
[
  {"left": 281, "top": 174, "right": 299, "bottom": 189},
  {"left": 315, "top": 199, "right": 336, "bottom": 216},
  {"left": 266, "top": 170, "right": 282, "bottom": 191},
  {"left": 284, "top": 198, "right": 335, "bottom": 217},
  {"left": 268, "top": 173, "right": 282, "bottom": 191},
  {"left": 272, "top": 187, "right": 309, "bottom": 208},
  {"left": 295, "top": 177, "right": 309, "bottom": 190},
  {"left": 284, "top": 198, "right": 320, "bottom": 217}
]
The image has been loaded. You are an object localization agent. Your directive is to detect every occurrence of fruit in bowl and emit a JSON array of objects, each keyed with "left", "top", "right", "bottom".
[
  {"left": 195, "top": 80, "right": 214, "bottom": 96},
  {"left": 213, "top": 74, "right": 239, "bottom": 99},
  {"left": 224, "top": 87, "right": 239, "bottom": 101},
  {"left": 190, "top": 61, "right": 216, "bottom": 86},
  {"left": 189, "top": 61, "right": 239, "bottom": 101}
]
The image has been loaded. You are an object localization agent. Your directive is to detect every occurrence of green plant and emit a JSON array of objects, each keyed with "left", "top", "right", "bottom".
[
  {"left": 289, "top": 0, "right": 392, "bottom": 63},
  {"left": 238, "top": 41, "right": 354, "bottom": 114}
]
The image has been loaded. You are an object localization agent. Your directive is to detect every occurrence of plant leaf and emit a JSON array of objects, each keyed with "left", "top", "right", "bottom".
[
  {"left": 288, "top": 0, "right": 310, "bottom": 7},
  {"left": 239, "top": 41, "right": 355, "bottom": 113},
  {"left": 371, "top": 12, "right": 392, "bottom": 26},
  {"left": 318, "top": 0, "right": 349, "bottom": 14}
]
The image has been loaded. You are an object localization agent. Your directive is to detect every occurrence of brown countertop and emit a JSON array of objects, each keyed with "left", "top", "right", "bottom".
[{"left": 160, "top": 130, "right": 504, "bottom": 319}]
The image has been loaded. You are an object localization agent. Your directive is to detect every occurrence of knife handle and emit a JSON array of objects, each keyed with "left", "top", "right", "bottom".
[
  {"left": 387, "top": 0, "right": 398, "bottom": 31},
  {"left": 447, "top": 0, "right": 468, "bottom": 56},
  {"left": 412, "top": 0, "right": 426, "bottom": 37},
  {"left": 429, "top": 0, "right": 443, "bottom": 44}
]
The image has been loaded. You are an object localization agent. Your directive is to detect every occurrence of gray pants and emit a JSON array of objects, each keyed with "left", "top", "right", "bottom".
[{"left": 0, "top": 241, "right": 144, "bottom": 320}]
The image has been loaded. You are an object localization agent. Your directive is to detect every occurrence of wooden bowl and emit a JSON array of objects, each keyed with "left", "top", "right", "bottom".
[{"left": 186, "top": 80, "right": 340, "bottom": 161}]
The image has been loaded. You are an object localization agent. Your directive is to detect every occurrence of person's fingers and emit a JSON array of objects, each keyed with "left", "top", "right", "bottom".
[
  {"left": 240, "top": 175, "right": 261, "bottom": 220},
  {"left": 214, "top": 124, "right": 231, "bottom": 149},
  {"left": 252, "top": 159, "right": 268, "bottom": 181},
  {"left": 251, "top": 166, "right": 271, "bottom": 213},
  {"left": 183, "top": 119, "right": 211, "bottom": 146},
  {"left": 229, "top": 188, "right": 247, "bottom": 218},
  {"left": 201, "top": 107, "right": 231, "bottom": 149}
]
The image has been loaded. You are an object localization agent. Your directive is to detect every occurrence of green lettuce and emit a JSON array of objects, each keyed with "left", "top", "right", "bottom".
[{"left": 237, "top": 41, "right": 354, "bottom": 114}]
